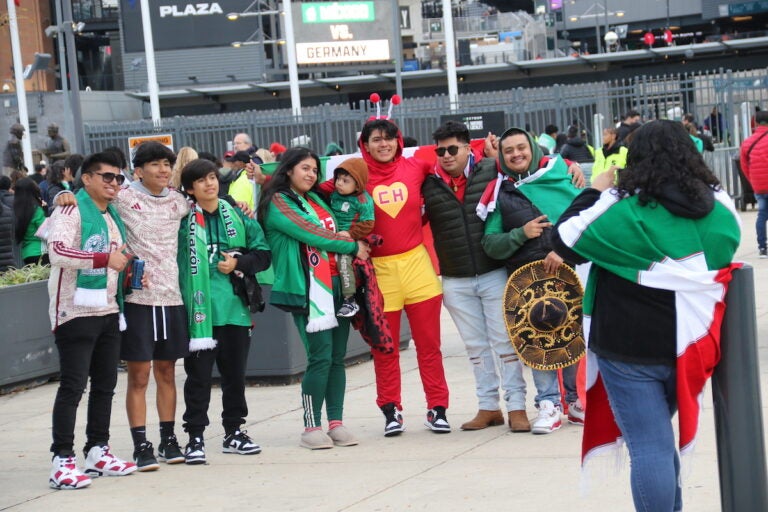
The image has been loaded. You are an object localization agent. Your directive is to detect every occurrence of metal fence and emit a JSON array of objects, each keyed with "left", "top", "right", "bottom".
[{"left": 84, "top": 67, "right": 768, "bottom": 199}]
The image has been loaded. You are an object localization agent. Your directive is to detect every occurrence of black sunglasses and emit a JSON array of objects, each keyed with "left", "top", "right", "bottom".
[
  {"left": 435, "top": 144, "right": 467, "bottom": 157},
  {"left": 92, "top": 172, "right": 126, "bottom": 185}
]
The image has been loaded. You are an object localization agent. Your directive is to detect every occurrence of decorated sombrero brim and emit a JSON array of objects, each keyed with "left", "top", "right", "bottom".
[{"left": 503, "top": 260, "right": 585, "bottom": 371}]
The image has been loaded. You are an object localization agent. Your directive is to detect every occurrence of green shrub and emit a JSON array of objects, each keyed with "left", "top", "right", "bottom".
[{"left": 0, "top": 264, "right": 51, "bottom": 288}]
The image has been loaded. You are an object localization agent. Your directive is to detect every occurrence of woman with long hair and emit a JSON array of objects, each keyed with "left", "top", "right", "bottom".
[
  {"left": 551, "top": 120, "right": 741, "bottom": 511},
  {"left": 171, "top": 146, "right": 198, "bottom": 189},
  {"left": 13, "top": 177, "right": 49, "bottom": 265},
  {"left": 257, "top": 147, "right": 370, "bottom": 449},
  {"left": 45, "top": 161, "right": 73, "bottom": 213}
]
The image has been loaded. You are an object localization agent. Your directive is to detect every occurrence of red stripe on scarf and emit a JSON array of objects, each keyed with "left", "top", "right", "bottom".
[
  {"left": 581, "top": 263, "right": 741, "bottom": 465},
  {"left": 677, "top": 264, "right": 737, "bottom": 452},
  {"left": 581, "top": 372, "right": 621, "bottom": 464}
]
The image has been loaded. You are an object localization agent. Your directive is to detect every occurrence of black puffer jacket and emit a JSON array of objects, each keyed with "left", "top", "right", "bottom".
[
  {"left": 0, "top": 191, "right": 17, "bottom": 271},
  {"left": 422, "top": 157, "right": 504, "bottom": 277},
  {"left": 559, "top": 137, "right": 594, "bottom": 163},
  {"left": 495, "top": 182, "right": 553, "bottom": 274}
]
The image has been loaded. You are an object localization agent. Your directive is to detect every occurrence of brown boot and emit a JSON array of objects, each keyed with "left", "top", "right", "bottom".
[
  {"left": 508, "top": 410, "right": 531, "bottom": 432},
  {"left": 460, "top": 410, "right": 505, "bottom": 430}
]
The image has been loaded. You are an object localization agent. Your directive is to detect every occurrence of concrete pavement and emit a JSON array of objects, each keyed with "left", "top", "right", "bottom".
[{"left": 2, "top": 210, "right": 768, "bottom": 512}]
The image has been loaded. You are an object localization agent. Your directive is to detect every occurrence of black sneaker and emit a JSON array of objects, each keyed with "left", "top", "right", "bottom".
[
  {"left": 133, "top": 441, "right": 160, "bottom": 472},
  {"left": 184, "top": 437, "right": 206, "bottom": 465},
  {"left": 222, "top": 430, "right": 261, "bottom": 455},
  {"left": 336, "top": 298, "right": 360, "bottom": 318},
  {"left": 760, "top": 248, "right": 767, "bottom": 259},
  {"left": 425, "top": 406, "right": 451, "bottom": 433},
  {"left": 381, "top": 402, "right": 405, "bottom": 437},
  {"left": 157, "top": 435, "right": 185, "bottom": 464}
]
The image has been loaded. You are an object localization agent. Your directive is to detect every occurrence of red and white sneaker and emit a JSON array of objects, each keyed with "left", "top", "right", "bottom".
[
  {"left": 531, "top": 400, "right": 563, "bottom": 434},
  {"left": 567, "top": 400, "right": 585, "bottom": 426},
  {"left": 84, "top": 445, "right": 137, "bottom": 477},
  {"left": 49, "top": 455, "right": 92, "bottom": 490}
]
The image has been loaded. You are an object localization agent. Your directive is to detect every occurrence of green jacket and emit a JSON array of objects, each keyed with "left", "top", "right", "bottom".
[
  {"left": 178, "top": 204, "right": 270, "bottom": 327},
  {"left": 20, "top": 206, "right": 46, "bottom": 260},
  {"left": 263, "top": 190, "right": 357, "bottom": 313}
]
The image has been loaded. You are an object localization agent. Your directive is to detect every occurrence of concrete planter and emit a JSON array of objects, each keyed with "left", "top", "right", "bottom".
[
  {"left": 0, "top": 280, "right": 58, "bottom": 391},
  {"left": 0, "top": 280, "right": 410, "bottom": 387},
  {"left": 237, "top": 285, "right": 410, "bottom": 383}
]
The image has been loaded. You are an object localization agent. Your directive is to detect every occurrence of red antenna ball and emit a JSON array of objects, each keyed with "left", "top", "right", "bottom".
[
  {"left": 370, "top": 93, "right": 380, "bottom": 103},
  {"left": 390, "top": 95, "right": 401, "bottom": 105}
]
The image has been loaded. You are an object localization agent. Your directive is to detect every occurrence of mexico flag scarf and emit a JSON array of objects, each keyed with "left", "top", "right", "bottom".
[
  {"left": 180, "top": 200, "right": 245, "bottom": 351},
  {"left": 557, "top": 187, "right": 742, "bottom": 467},
  {"left": 476, "top": 155, "right": 579, "bottom": 222},
  {"left": 299, "top": 194, "right": 338, "bottom": 333},
  {"left": 73, "top": 188, "right": 128, "bottom": 328}
]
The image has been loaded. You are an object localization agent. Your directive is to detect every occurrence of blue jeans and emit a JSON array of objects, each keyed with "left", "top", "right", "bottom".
[
  {"left": 756, "top": 193, "right": 768, "bottom": 250},
  {"left": 531, "top": 368, "right": 562, "bottom": 407},
  {"left": 442, "top": 269, "right": 527, "bottom": 411},
  {"left": 597, "top": 355, "right": 682, "bottom": 512}
]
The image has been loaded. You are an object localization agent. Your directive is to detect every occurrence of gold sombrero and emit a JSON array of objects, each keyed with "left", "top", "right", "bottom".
[{"left": 503, "top": 260, "right": 585, "bottom": 371}]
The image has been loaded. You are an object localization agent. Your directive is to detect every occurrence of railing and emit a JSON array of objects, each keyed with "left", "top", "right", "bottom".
[{"left": 84, "top": 67, "right": 768, "bottom": 202}]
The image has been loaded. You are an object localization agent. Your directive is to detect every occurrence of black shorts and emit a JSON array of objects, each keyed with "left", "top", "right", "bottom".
[{"left": 120, "top": 303, "right": 190, "bottom": 362}]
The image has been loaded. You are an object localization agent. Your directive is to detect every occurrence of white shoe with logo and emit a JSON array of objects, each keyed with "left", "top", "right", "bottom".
[
  {"left": 84, "top": 445, "right": 137, "bottom": 477},
  {"left": 531, "top": 400, "right": 563, "bottom": 434},
  {"left": 50, "top": 455, "right": 92, "bottom": 489}
]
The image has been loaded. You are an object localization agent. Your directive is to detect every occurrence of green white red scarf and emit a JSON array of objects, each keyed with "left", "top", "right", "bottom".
[
  {"left": 557, "top": 187, "right": 741, "bottom": 467},
  {"left": 476, "top": 155, "right": 579, "bottom": 222},
  {"left": 180, "top": 200, "right": 245, "bottom": 351},
  {"left": 72, "top": 187, "right": 128, "bottom": 330},
  {"left": 298, "top": 194, "right": 338, "bottom": 333}
]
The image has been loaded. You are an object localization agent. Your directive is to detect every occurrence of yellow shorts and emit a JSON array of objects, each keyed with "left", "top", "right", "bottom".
[{"left": 373, "top": 245, "right": 442, "bottom": 312}]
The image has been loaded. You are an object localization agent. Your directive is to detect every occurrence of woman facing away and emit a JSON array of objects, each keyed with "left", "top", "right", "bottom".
[
  {"left": 550, "top": 119, "right": 741, "bottom": 511},
  {"left": 257, "top": 147, "right": 370, "bottom": 450}
]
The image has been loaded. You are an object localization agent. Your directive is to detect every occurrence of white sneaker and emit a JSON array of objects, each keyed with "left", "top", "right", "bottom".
[
  {"left": 568, "top": 399, "right": 585, "bottom": 425},
  {"left": 49, "top": 455, "right": 92, "bottom": 490},
  {"left": 531, "top": 400, "right": 563, "bottom": 434},
  {"left": 84, "top": 445, "right": 137, "bottom": 477}
]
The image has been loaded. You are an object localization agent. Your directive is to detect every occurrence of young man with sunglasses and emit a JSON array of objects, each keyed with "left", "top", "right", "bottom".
[
  {"left": 423, "top": 121, "right": 586, "bottom": 433},
  {"left": 54, "top": 142, "right": 194, "bottom": 471},
  {"left": 47, "top": 151, "right": 137, "bottom": 489},
  {"left": 422, "top": 121, "right": 532, "bottom": 432}
]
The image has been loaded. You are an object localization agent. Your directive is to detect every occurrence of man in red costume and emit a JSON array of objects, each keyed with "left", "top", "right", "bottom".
[{"left": 358, "top": 117, "right": 451, "bottom": 436}]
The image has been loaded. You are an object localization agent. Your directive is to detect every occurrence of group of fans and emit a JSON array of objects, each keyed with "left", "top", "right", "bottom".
[{"left": 0, "top": 103, "right": 745, "bottom": 512}]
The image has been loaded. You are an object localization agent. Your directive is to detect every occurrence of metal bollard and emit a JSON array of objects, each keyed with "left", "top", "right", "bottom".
[{"left": 712, "top": 265, "right": 768, "bottom": 512}]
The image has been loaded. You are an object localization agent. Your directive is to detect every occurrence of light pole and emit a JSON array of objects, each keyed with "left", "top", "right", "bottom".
[
  {"left": 61, "top": 0, "right": 85, "bottom": 154},
  {"left": 442, "top": 0, "right": 458, "bottom": 111},
  {"left": 139, "top": 0, "right": 161, "bottom": 124},
  {"left": 391, "top": 0, "right": 403, "bottom": 101},
  {"left": 594, "top": 13, "right": 601, "bottom": 54},
  {"left": 282, "top": 0, "right": 301, "bottom": 117},
  {"left": 52, "top": 0, "right": 75, "bottom": 156},
  {"left": 7, "top": 0, "right": 33, "bottom": 172}
]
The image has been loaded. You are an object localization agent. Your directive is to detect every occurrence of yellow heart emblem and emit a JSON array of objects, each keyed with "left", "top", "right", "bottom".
[{"left": 372, "top": 182, "right": 409, "bottom": 219}]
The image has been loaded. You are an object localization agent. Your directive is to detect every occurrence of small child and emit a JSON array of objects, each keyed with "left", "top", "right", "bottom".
[{"left": 329, "top": 158, "right": 374, "bottom": 317}]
